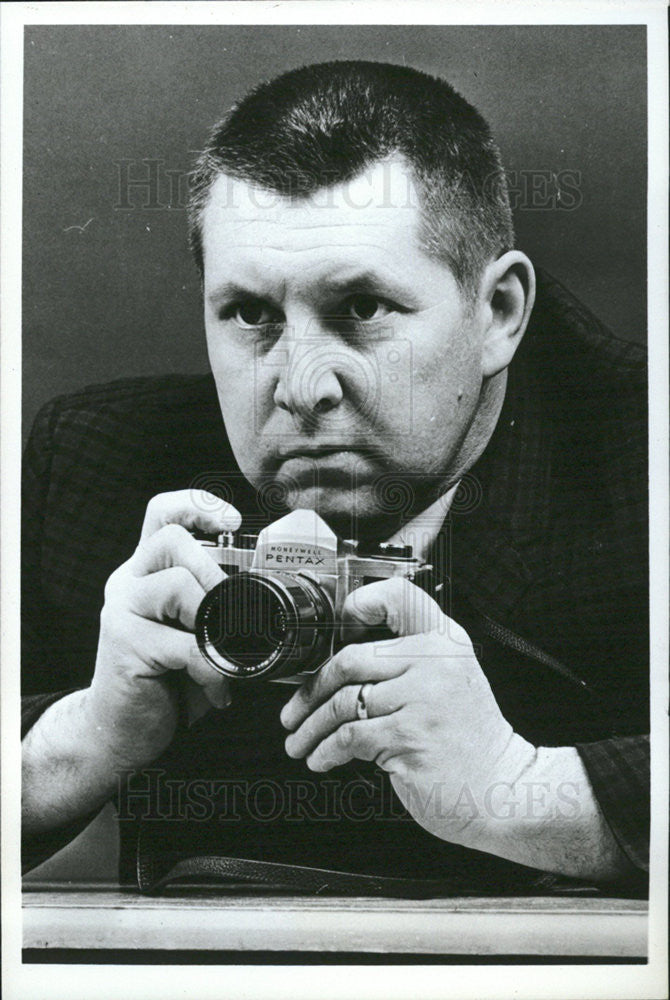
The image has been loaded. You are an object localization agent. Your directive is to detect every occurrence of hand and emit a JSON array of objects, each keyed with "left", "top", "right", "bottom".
[
  {"left": 280, "top": 578, "right": 535, "bottom": 849},
  {"left": 84, "top": 490, "right": 242, "bottom": 769}
]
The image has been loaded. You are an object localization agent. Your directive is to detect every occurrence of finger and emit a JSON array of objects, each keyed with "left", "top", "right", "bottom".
[
  {"left": 129, "top": 566, "right": 207, "bottom": 631},
  {"left": 305, "top": 717, "right": 393, "bottom": 772},
  {"left": 184, "top": 678, "right": 231, "bottom": 721},
  {"left": 129, "top": 572, "right": 238, "bottom": 693},
  {"left": 202, "top": 679, "right": 232, "bottom": 710},
  {"left": 280, "top": 641, "right": 409, "bottom": 732},
  {"left": 141, "top": 490, "right": 242, "bottom": 540},
  {"left": 342, "top": 577, "right": 444, "bottom": 637},
  {"left": 131, "top": 522, "right": 225, "bottom": 592},
  {"left": 285, "top": 677, "right": 404, "bottom": 760},
  {"left": 130, "top": 616, "right": 232, "bottom": 689}
]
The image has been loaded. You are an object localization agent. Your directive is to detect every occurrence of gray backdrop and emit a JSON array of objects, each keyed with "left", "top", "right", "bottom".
[{"left": 23, "top": 24, "right": 647, "bottom": 440}]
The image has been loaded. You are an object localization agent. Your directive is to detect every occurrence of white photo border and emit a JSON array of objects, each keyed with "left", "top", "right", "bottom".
[{"left": 2, "top": 3, "right": 667, "bottom": 999}]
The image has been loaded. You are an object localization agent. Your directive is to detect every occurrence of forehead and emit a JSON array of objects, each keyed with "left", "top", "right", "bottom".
[{"left": 199, "top": 159, "right": 430, "bottom": 282}]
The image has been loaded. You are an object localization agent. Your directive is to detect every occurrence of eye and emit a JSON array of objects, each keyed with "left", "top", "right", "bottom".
[
  {"left": 230, "top": 300, "right": 280, "bottom": 328},
  {"left": 345, "top": 294, "right": 392, "bottom": 322}
]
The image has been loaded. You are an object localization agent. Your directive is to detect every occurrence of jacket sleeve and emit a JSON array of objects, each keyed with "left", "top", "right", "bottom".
[
  {"left": 542, "top": 323, "right": 650, "bottom": 882},
  {"left": 22, "top": 396, "right": 58, "bottom": 696},
  {"left": 572, "top": 345, "right": 650, "bottom": 878},
  {"left": 21, "top": 400, "right": 96, "bottom": 872},
  {"left": 576, "top": 735, "right": 650, "bottom": 874}
]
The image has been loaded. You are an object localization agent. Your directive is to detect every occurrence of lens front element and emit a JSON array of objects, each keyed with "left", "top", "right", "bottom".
[{"left": 196, "top": 571, "right": 333, "bottom": 679}]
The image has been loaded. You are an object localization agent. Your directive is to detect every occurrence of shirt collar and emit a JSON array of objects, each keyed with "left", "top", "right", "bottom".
[{"left": 383, "top": 481, "right": 460, "bottom": 562}]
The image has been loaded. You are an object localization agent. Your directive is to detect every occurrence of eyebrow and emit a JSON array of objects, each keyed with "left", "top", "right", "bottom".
[
  {"left": 320, "top": 269, "right": 419, "bottom": 304},
  {"left": 207, "top": 282, "right": 262, "bottom": 308},
  {"left": 207, "top": 269, "right": 421, "bottom": 309}
]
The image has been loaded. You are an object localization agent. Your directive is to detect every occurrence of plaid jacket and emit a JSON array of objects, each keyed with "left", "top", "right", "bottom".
[{"left": 22, "top": 271, "right": 649, "bottom": 889}]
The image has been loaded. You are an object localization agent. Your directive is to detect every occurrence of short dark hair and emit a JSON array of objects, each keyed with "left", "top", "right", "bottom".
[{"left": 188, "top": 60, "right": 514, "bottom": 294}]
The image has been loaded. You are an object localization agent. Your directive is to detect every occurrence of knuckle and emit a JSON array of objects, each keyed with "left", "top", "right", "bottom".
[
  {"left": 336, "top": 722, "right": 355, "bottom": 750},
  {"left": 146, "top": 491, "right": 170, "bottom": 516},
  {"left": 145, "top": 494, "right": 159, "bottom": 516},
  {"left": 104, "top": 564, "right": 131, "bottom": 605},
  {"left": 331, "top": 657, "right": 345, "bottom": 687},
  {"left": 103, "top": 572, "right": 120, "bottom": 603},
  {"left": 326, "top": 656, "right": 343, "bottom": 690},
  {"left": 160, "top": 521, "right": 189, "bottom": 544},
  {"left": 333, "top": 645, "right": 355, "bottom": 682}
]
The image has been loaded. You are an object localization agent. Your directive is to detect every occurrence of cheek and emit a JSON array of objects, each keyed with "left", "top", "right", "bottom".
[
  {"left": 217, "top": 388, "right": 267, "bottom": 487},
  {"left": 410, "top": 365, "right": 468, "bottom": 425},
  {"left": 412, "top": 330, "right": 481, "bottom": 412},
  {"left": 206, "top": 341, "right": 258, "bottom": 446},
  {"left": 207, "top": 334, "right": 254, "bottom": 402},
  {"left": 402, "top": 351, "right": 482, "bottom": 464}
]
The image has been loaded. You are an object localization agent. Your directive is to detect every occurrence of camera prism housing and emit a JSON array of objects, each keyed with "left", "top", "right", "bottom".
[{"left": 195, "top": 509, "right": 430, "bottom": 682}]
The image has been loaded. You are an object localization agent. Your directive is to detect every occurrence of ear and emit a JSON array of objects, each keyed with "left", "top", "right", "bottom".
[{"left": 478, "top": 251, "right": 536, "bottom": 378}]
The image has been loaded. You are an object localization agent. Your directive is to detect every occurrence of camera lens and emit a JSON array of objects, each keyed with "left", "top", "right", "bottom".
[{"left": 195, "top": 571, "right": 333, "bottom": 679}]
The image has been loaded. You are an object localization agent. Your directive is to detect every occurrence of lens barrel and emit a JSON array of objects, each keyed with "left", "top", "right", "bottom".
[{"left": 195, "top": 571, "right": 334, "bottom": 679}]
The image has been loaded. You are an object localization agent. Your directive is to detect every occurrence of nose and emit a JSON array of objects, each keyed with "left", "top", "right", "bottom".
[{"left": 272, "top": 323, "right": 345, "bottom": 421}]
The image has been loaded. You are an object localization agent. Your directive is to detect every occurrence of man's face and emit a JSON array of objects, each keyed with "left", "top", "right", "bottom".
[{"left": 201, "top": 159, "right": 488, "bottom": 538}]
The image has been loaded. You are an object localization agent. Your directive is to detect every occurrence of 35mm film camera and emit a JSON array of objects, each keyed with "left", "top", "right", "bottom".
[{"left": 195, "top": 510, "right": 432, "bottom": 682}]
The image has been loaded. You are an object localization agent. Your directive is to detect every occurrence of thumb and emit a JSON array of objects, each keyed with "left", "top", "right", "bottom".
[
  {"left": 342, "top": 577, "right": 445, "bottom": 637},
  {"left": 183, "top": 676, "right": 231, "bottom": 726}
]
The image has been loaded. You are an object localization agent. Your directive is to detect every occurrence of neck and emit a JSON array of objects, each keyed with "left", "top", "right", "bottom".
[{"left": 444, "top": 369, "right": 507, "bottom": 486}]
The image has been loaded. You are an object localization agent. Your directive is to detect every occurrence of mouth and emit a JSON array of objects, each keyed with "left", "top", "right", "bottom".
[
  {"left": 276, "top": 446, "right": 380, "bottom": 483},
  {"left": 278, "top": 445, "right": 359, "bottom": 460}
]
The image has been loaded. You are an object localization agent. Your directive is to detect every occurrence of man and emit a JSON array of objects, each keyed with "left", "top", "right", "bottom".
[{"left": 22, "top": 61, "right": 648, "bottom": 893}]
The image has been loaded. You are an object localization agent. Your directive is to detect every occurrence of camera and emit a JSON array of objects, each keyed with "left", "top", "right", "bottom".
[{"left": 194, "top": 509, "right": 431, "bottom": 682}]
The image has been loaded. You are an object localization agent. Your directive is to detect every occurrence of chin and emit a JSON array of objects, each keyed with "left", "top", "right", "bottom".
[{"left": 285, "top": 486, "right": 407, "bottom": 542}]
